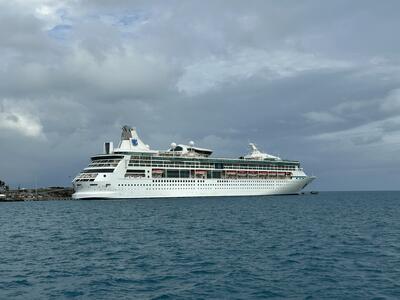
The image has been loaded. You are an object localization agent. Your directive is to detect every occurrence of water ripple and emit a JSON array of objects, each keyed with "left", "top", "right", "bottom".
[{"left": 1, "top": 192, "right": 400, "bottom": 299}]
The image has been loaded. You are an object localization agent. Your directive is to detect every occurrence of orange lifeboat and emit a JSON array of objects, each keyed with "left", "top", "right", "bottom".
[
  {"left": 225, "top": 171, "right": 237, "bottom": 175},
  {"left": 194, "top": 170, "right": 207, "bottom": 174}
]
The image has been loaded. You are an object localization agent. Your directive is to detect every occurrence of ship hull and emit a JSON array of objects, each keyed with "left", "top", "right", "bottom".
[{"left": 72, "top": 176, "right": 315, "bottom": 200}]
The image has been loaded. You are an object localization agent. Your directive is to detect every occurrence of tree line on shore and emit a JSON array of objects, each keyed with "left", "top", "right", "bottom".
[{"left": 0, "top": 180, "right": 9, "bottom": 192}]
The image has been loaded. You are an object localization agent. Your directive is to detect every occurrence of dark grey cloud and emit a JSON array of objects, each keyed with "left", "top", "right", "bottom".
[{"left": 1, "top": 0, "right": 400, "bottom": 190}]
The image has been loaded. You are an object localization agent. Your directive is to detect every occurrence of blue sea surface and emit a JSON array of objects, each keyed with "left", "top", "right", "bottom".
[{"left": 1, "top": 192, "right": 400, "bottom": 299}]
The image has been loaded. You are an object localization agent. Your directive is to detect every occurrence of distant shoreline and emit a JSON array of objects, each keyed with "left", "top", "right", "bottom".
[{"left": 0, "top": 187, "right": 73, "bottom": 201}]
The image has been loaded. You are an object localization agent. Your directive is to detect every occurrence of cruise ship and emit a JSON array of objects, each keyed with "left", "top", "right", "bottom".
[{"left": 72, "top": 126, "right": 315, "bottom": 199}]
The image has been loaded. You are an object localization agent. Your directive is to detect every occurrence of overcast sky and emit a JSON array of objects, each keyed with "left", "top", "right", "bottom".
[{"left": 1, "top": 0, "right": 399, "bottom": 191}]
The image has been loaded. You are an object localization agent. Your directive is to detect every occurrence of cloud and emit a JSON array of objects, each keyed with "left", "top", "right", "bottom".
[
  {"left": 1, "top": 0, "right": 400, "bottom": 191},
  {"left": 303, "top": 111, "right": 345, "bottom": 123},
  {"left": 0, "top": 45, "right": 176, "bottom": 101},
  {"left": 177, "top": 48, "right": 351, "bottom": 95},
  {"left": 0, "top": 100, "right": 44, "bottom": 138},
  {"left": 309, "top": 115, "right": 400, "bottom": 147},
  {"left": 380, "top": 88, "right": 400, "bottom": 113}
]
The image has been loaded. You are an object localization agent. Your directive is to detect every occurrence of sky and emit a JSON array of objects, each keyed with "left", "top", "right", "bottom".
[{"left": 0, "top": 0, "right": 399, "bottom": 191}]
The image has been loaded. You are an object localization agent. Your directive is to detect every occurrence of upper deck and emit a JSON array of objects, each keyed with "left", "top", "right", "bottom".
[
  {"left": 93, "top": 126, "right": 301, "bottom": 171},
  {"left": 108, "top": 152, "right": 301, "bottom": 170}
]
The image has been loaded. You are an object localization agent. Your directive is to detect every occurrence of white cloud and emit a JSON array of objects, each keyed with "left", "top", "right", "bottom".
[
  {"left": 0, "top": 100, "right": 44, "bottom": 138},
  {"left": 380, "top": 88, "right": 400, "bottom": 113},
  {"left": 303, "top": 111, "right": 344, "bottom": 123},
  {"left": 310, "top": 115, "right": 400, "bottom": 147},
  {"left": 9, "top": 0, "right": 72, "bottom": 28},
  {"left": 61, "top": 46, "right": 174, "bottom": 99},
  {"left": 332, "top": 100, "right": 373, "bottom": 114},
  {"left": 177, "top": 48, "right": 352, "bottom": 95}
]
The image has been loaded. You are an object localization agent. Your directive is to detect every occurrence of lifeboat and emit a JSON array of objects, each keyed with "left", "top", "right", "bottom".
[
  {"left": 152, "top": 169, "right": 164, "bottom": 174},
  {"left": 194, "top": 170, "right": 207, "bottom": 174},
  {"left": 225, "top": 171, "right": 237, "bottom": 175},
  {"left": 237, "top": 171, "right": 247, "bottom": 176},
  {"left": 248, "top": 171, "right": 258, "bottom": 176}
]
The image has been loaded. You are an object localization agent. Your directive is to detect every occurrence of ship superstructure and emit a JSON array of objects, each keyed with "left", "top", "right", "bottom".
[{"left": 72, "top": 126, "right": 315, "bottom": 199}]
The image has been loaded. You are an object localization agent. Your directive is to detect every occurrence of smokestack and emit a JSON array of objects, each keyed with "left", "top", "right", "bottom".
[{"left": 104, "top": 142, "right": 114, "bottom": 154}]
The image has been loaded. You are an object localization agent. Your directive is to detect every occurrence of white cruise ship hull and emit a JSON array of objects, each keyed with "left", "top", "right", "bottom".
[{"left": 72, "top": 176, "right": 315, "bottom": 199}]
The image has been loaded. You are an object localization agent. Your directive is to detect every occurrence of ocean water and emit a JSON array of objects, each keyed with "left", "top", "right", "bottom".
[{"left": 1, "top": 192, "right": 400, "bottom": 299}]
